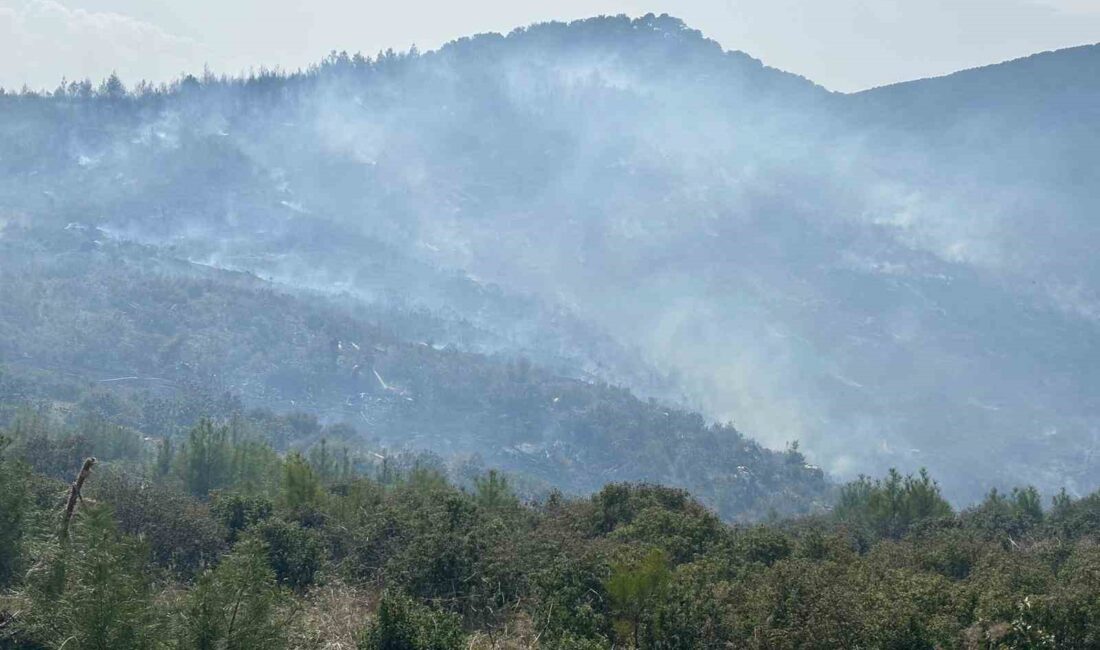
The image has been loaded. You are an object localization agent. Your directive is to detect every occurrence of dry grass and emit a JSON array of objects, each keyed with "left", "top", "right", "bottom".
[
  {"left": 0, "top": 593, "right": 26, "bottom": 631},
  {"left": 467, "top": 611, "right": 540, "bottom": 649},
  {"left": 286, "top": 581, "right": 376, "bottom": 650},
  {"left": 284, "top": 586, "right": 546, "bottom": 650}
]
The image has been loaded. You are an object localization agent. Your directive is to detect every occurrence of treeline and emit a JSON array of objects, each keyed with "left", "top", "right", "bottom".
[
  {"left": 2, "top": 415, "right": 1100, "bottom": 649},
  {"left": 0, "top": 14, "right": 734, "bottom": 99}
]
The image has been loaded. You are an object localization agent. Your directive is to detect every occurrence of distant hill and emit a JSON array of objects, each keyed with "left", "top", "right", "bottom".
[{"left": 1, "top": 14, "right": 1098, "bottom": 503}]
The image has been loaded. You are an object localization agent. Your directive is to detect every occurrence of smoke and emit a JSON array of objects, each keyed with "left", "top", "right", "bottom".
[{"left": 2, "top": 16, "right": 1098, "bottom": 502}]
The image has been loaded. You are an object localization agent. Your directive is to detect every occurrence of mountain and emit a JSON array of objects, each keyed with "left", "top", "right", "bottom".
[{"left": 1, "top": 14, "right": 1098, "bottom": 503}]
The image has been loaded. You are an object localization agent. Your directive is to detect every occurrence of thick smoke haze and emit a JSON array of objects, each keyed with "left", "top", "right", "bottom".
[{"left": 2, "top": 15, "right": 1099, "bottom": 506}]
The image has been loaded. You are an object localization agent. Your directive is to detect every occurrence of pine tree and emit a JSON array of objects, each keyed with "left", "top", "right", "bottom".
[
  {"left": 22, "top": 504, "right": 158, "bottom": 649},
  {"left": 606, "top": 549, "right": 669, "bottom": 648},
  {"left": 178, "top": 537, "right": 285, "bottom": 650},
  {"left": 474, "top": 470, "right": 517, "bottom": 510},
  {"left": 155, "top": 437, "right": 175, "bottom": 478},
  {"left": 180, "top": 420, "right": 231, "bottom": 497},
  {"left": 281, "top": 452, "right": 321, "bottom": 511}
]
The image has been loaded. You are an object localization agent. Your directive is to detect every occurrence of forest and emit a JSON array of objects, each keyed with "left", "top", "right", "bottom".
[{"left": 1, "top": 410, "right": 1099, "bottom": 649}]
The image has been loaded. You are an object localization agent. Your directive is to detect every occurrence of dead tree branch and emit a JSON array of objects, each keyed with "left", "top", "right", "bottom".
[{"left": 60, "top": 457, "right": 96, "bottom": 540}]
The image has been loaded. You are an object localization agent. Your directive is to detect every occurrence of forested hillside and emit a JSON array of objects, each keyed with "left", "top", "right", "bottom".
[
  {"left": 2, "top": 15, "right": 1098, "bottom": 500},
  {"left": 0, "top": 224, "right": 827, "bottom": 520}
]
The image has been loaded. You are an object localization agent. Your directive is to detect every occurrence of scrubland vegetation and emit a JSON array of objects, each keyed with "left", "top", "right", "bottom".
[{"left": 2, "top": 411, "right": 1099, "bottom": 649}]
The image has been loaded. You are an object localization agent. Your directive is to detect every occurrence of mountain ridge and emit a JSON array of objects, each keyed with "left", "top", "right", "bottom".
[
  {"left": 1, "top": 14, "right": 1098, "bottom": 504},
  {"left": 852, "top": 41, "right": 1100, "bottom": 95}
]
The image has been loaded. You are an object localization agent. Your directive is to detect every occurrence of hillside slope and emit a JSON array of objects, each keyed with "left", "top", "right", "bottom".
[
  {"left": 1, "top": 15, "right": 1098, "bottom": 501},
  {"left": 0, "top": 224, "right": 827, "bottom": 519}
]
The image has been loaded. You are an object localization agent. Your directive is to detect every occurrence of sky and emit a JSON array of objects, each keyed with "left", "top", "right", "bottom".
[{"left": 1, "top": 0, "right": 1098, "bottom": 93}]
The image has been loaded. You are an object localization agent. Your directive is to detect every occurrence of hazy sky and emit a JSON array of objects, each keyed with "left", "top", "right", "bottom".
[{"left": 2, "top": 0, "right": 1098, "bottom": 92}]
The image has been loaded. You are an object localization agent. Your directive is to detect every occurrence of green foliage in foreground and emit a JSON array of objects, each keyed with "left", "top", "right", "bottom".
[
  {"left": 2, "top": 417, "right": 1100, "bottom": 649},
  {"left": 0, "top": 435, "right": 30, "bottom": 588},
  {"left": 178, "top": 537, "right": 286, "bottom": 650},
  {"left": 358, "top": 592, "right": 465, "bottom": 650}
]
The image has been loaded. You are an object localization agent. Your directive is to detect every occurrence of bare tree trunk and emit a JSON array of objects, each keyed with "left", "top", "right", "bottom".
[{"left": 60, "top": 457, "right": 96, "bottom": 540}]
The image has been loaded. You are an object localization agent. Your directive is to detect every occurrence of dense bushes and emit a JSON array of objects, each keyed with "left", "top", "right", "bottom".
[
  {"left": 253, "top": 518, "right": 326, "bottom": 592},
  {"left": 89, "top": 470, "right": 226, "bottom": 577},
  {"left": 3, "top": 416, "right": 1100, "bottom": 648}
]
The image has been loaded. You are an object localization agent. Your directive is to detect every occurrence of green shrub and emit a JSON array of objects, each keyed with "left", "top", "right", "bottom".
[
  {"left": 358, "top": 592, "right": 466, "bottom": 650},
  {"left": 253, "top": 518, "right": 325, "bottom": 591},
  {"left": 211, "top": 492, "right": 275, "bottom": 543},
  {"left": 90, "top": 470, "right": 225, "bottom": 578}
]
